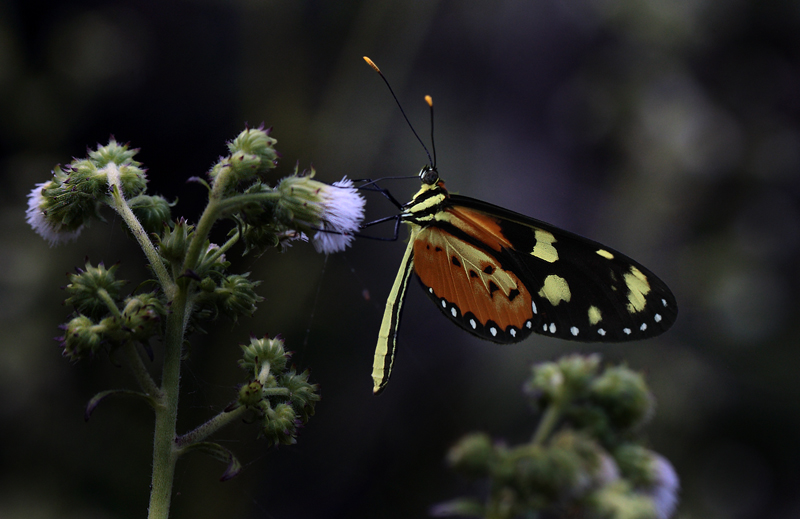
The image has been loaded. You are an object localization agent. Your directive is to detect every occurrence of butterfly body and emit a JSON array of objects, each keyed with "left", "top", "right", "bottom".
[{"left": 372, "top": 166, "right": 677, "bottom": 394}]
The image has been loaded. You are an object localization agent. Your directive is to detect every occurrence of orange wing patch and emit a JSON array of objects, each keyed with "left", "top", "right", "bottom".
[
  {"left": 413, "top": 226, "right": 533, "bottom": 340},
  {"left": 439, "top": 206, "right": 513, "bottom": 252}
]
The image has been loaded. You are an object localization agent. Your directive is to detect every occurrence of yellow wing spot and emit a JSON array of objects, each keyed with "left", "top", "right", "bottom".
[
  {"left": 588, "top": 305, "right": 603, "bottom": 325},
  {"left": 531, "top": 229, "right": 558, "bottom": 263},
  {"left": 624, "top": 266, "right": 651, "bottom": 313},
  {"left": 538, "top": 275, "right": 571, "bottom": 306},
  {"left": 596, "top": 249, "right": 614, "bottom": 260}
]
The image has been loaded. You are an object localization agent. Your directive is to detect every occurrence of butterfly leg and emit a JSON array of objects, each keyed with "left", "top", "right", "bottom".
[{"left": 353, "top": 178, "right": 406, "bottom": 209}]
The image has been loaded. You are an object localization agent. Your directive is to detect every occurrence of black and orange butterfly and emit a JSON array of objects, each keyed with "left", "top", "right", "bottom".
[{"left": 364, "top": 58, "right": 677, "bottom": 394}]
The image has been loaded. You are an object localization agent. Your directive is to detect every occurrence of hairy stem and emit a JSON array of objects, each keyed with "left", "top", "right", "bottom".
[
  {"left": 106, "top": 165, "right": 174, "bottom": 298},
  {"left": 176, "top": 405, "right": 248, "bottom": 449},
  {"left": 147, "top": 287, "right": 188, "bottom": 519},
  {"left": 123, "top": 341, "right": 160, "bottom": 399}
]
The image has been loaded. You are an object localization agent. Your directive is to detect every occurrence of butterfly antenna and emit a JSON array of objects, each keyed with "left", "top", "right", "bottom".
[
  {"left": 425, "top": 95, "right": 436, "bottom": 169},
  {"left": 363, "top": 56, "right": 434, "bottom": 168}
]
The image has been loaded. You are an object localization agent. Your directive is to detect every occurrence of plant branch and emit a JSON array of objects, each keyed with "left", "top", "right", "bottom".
[
  {"left": 106, "top": 164, "right": 174, "bottom": 297},
  {"left": 176, "top": 405, "right": 248, "bottom": 449}
]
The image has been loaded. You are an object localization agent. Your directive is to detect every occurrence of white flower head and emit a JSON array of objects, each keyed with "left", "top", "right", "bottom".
[
  {"left": 26, "top": 181, "right": 83, "bottom": 246},
  {"left": 311, "top": 177, "right": 365, "bottom": 253}
]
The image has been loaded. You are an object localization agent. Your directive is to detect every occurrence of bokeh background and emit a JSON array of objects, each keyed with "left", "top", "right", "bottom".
[{"left": 2, "top": 1, "right": 799, "bottom": 518}]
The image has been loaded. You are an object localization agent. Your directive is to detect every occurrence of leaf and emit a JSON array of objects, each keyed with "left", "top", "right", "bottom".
[
  {"left": 85, "top": 389, "right": 156, "bottom": 421},
  {"left": 178, "top": 441, "right": 243, "bottom": 481}
]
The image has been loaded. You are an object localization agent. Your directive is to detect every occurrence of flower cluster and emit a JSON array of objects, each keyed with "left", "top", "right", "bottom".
[
  {"left": 433, "top": 355, "right": 679, "bottom": 519},
  {"left": 237, "top": 335, "right": 320, "bottom": 446},
  {"left": 26, "top": 139, "right": 150, "bottom": 246},
  {"left": 58, "top": 260, "right": 166, "bottom": 360}
]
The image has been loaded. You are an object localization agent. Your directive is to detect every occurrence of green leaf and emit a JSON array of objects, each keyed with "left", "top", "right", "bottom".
[{"left": 85, "top": 389, "right": 156, "bottom": 421}]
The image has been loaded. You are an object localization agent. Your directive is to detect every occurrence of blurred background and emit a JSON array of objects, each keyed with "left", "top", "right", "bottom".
[{"left": 2, "top": 0, "right": 799, "bottom": 518}]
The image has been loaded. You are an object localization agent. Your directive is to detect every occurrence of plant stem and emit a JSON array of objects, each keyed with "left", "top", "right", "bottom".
[
  {"left": 123, "top": 341, "right": 160, "bottom": 398},
  {"left": 176, "top": 405, "right": 247, "bottom": 449},
  {"left": 147, "top": 287, "right": 187, "bottom": 519},
  {"left": 106, "top": 165, "right": 174, "bottom": 298},
  {"left": 531, "top": 402, "right": 562, "bottom": 447}
]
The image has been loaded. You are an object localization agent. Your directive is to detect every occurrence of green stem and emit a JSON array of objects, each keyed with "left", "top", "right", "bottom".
[
  {"left": 123, "top": 341, "right": 160, "bottom": 398},
  {"left": 175, "top": 405, "right": 247, "bottom": 449},
  {"left": 96, "top": 288, "right": 121, "bottom": 318},
  {"left": 105, "top": 165, "right": 175, "bottom": 298},
  {"left": 531, "top": 401, "right": 562, "bottom": 446},
  {"left": 207, "top": 231, "right": 240, "bottom": 263},
  {"left": 147, "top": 287, "right": 188, "bottom": 519},
  {"left": 214, "top": 191, "right": 281, "bottom": 214}
]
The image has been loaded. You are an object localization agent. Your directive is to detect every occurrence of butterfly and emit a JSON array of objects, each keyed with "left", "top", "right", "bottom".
[{"left": 363, "top": 58, "right": 677, "bottom": 395}]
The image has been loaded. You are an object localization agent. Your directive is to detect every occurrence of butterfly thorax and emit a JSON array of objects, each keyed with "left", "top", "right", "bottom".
[{"left": 401, "top": 166, "right": 449, "bottom": 226}]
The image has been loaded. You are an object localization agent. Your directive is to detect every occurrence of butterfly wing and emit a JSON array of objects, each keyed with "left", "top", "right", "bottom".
[{"left": 412, "top": 194, "right": 678, "bottom": 343}]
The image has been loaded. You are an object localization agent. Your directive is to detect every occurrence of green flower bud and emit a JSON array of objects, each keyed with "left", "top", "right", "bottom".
[
  {"left": 59, "top": 315, "right": 104, "bottom": 360},
  {"left": 525, "top": 361, "right": 565, "bottom": 404},
  {"left": 238, "top": 380, "right": 264, "bottom": 408},
  {"left": 195, "top": 242, "right": 230, "bottom": 278},
  {"left": 447, "top": 432, "right": 495, "bottom": 478},
  {"left": 279, "top": 368, "right": 319, "bottom": 423},
  {"left": 64, "top": 261, "right": 127, "bottom": 320},
  {"left": 128, "top": 194, "right": 172, "bottom": 235},
  {"left": 261, "top": 402, "right": 298, "bottom": 446},
  {"left": 213, "top": 273, "right": 262, "bottom": 320},
  {"left": 588, "top": 481, "right": 659, "bottom": 519},
  {"left": 157, "top": 218, "right": 193, "bottom": 267},
  {"left": 558, "top": 353, "right": 601, "bottom": 392},
  {"left": 121, "top": 293, "right": 166, "bottom": 341},
  {"left": 589, "top": 366, "right": 654, "bottom": 431},
  {"left": 209, "top": 127, "right": 279, "bottom": 186},
  {"left": 239, "top": 335, "right": 288, "bottom": 380}
]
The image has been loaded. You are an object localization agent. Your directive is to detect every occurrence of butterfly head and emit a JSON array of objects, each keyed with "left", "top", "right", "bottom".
[{"left": 419, "top": 165, "right": 439, "bottom": 185}]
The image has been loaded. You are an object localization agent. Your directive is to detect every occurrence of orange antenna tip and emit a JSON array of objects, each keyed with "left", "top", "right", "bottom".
[
  {"left": 363, "top": 56, "right": 380, "bottom": 73},
  {"left": 424, "top": 95, "right": 433, "bottom": 107}
]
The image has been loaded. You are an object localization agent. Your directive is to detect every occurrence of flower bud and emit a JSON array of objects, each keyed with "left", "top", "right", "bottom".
[
  {"left": 64, "top": 261, "right": 127, "bottom": 320},
  {"left": 214, "top": 273, "right": 263, "bottom": 320},
  {"left": 279, "top": 369, "right": 319, "bottom": 423},
  {"left": 210, "top": 127, "right": 279, "bottom": 185},
  {"left": 589, "top": 366, "right": 654, "bottom": 431},
  {"left": 447, "top": 432, "right": 495, "bottom": 478},
  {"left": 128, "top": 195, "right": 172, "bottom": 235},
  {"left": 261, "top": 402, "right": 299, "bottom": 446},
  {"left": 60, "top": 315, "right": 105, "bottom": 360},
  {"left": 121, "top": 293, "right": 166, "bottom": 341},
  {"left": 525, "top": 361, "right": 565, "bottom": 403},
  {"left": 238, "top": 380, "right": 264, "bottom": 407},
  {"left": 239, "top": 335, "right": 288, "bottom": 380},
  {"left": 157, "top": 218, "right": 193, "bottom": 266},
  {"left": 589, "top": 481, "right": 659, "bottom": 519}
]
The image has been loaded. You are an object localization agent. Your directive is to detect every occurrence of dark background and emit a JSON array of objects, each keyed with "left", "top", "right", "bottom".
[{"left": 2, "top": 1, "right": 799, "bottom": 518}]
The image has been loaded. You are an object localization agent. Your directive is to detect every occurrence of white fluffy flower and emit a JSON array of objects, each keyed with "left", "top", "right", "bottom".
[
  {"left": 310, "top": 177, "right": 365, "bottom": 254},
  {"left": 26, "top": 181, "right": 83, "bottom": 246}
]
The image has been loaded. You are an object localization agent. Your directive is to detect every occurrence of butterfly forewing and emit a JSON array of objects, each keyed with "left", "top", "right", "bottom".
[{"left": 413, "top": 194, "right": 677, "bottom": 343}]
